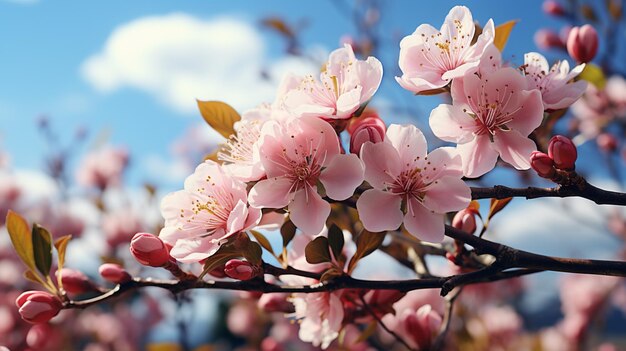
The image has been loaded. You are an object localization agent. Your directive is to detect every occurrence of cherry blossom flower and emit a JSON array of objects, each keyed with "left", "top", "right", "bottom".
[
  {"left": 159, "top": 160, "right": 261, "bottom": 263},
  {"left": 357, "top": 124, "right": 470, "bottom": 242},
  {"left": 291, "top": 290, "right": 344, "bottom": 349},
  {"left": 248, "top": 116, "right": 364, "bottom": 234},
  {"left": 396, "top": 6, "right": 495, "bottom": 94},
  {"left": 522, "top": 52, "right": 587, "bottom": 110},
  {"left": 283, "top": 44, "right": 382, "bottom": 120},
  {"left": 430, "top": 66, "right": 544, "bottom": 177},
  {"left": 76, "top": 146, "right": 129, "bottom": 190}
]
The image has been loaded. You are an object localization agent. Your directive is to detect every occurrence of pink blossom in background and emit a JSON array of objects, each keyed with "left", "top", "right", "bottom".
[
  {"left": 0, "top": 174, "right": 20, "bottom": 225},
  {"left": 291, "top": 290, "right": 345, "bottom": 349},
  {"left": 396, "top": 6, "right": 494, "bottom": 94},
  {"left": 76, "top": 146, "right": 129, "bottom": 190},
  {"left": 534, "top": 28, "right": 566, "bottom": 50},
  {"left": 357, "top": 124, "right": 470, "bottom": 242},
  {"left": 522, "top": 52, "right": 587, "bottom": 110},
  {"left": 466, "top": 305, "right": 523, "bottom": 347},
  {"left": 102, "top": 209, "right": 144, "bottom": 247},
  {"left": 571, "top": 84, "right": 614, "bottom": 137},
  {"left": 248, "top": 116, "right": 363, "bottom": 234},
  {"left": 283, "top": 44, "right": 382, "bottom": 120},
  {"left": 430, "top": 66, "right": 543, "bottom": 177},
  {"left": 159, "top": 160, "right": 261, "bottom": 263},
  {"left": 392, "top": 305, "right": 442, "bottom": 350}
]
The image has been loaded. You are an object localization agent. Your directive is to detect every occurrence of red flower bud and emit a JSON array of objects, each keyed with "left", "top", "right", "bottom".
[
  {"left": 130, "top": 233, "right": 170, "bottom": 267},
  {"left": 543, "top": 0, "right": 566, "bottom": 16},
  {"left": 15, "top": 291, "right": 62, "bottom": 324},
  {"left": 597, "top": 133, "right": 618, "bottom": 152},
  {"left": 548, "top": 135, "right": 578, "bottom": 170},
  {"left": 452, "top": 208, "right": 477, "bottom": 233},
  {"left": 567, "top": 25, "right": 599, "bottom": 63},
  {"left": 535, "top": 29, "right": 566, "bottom": 50},
  {"left": 98, "top": 263, "right": 131, "bottom": 284},
  {"left": 58, "top": 268, "right": 96, "bottom": 294},
  {"left": 224, "top": 259, "right": 260, "bottom": 281},
  {"left": 530, "top": 151, "right": 557, "bottom": 178},
  {"left": 349, "top": 116, "right": 386, "bottom": 154}
]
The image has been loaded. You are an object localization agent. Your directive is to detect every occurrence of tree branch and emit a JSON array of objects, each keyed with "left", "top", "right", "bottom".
[{"left": 470, "top": 181, "right": 626, "bottom": 206}]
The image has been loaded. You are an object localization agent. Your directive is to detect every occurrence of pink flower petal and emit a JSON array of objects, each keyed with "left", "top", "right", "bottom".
[
  {"left": 170, "top": 237, "right": 221, "bottom": 263},
  {"left": 386, "top": 124, "right": 427, "bottom": 170},
  {"left": 493, "top": 130, "right": 537, "bottom": 170},
  {"left": 506, "top": 89, "right": 544, "bottom": 136},
  {"left": 404, "top": 199, "right": 445, "bottom": 243},
  {"left": 248, "top": 177, "right": 293, "bottom": 209},
  {"left": 356, "top": 189, "right": 403, "bottom": 232},
  {"left": 319, "top": 153, "right": 364, "bottom": 201},
  {"left": 336, "top": 86, "right": 363, "bottom": 116},
  {"left": 423, "top": 176, "right": 471, "bottom": 213},
  {"left": 457, "top": 135, "right": 499, "bottom": 178},
  {"left": 429, "top": 104, "right": 477, "bottom": 143},
  {"left": 421, "top": 147, "right": 463, "bottom": 181},
  {"left": 226, "top": 200, "right": 249, "bottom": 234},
  {"left": 360, "top": 141, "right": 401, "bottom": 190},
  {"left": 289, "top": 186, "right": 330, "bottom": 235}
]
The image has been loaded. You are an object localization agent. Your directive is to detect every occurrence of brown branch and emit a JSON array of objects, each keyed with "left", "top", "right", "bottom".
[{"left": 470, "top": 181, "right": 626, "bottom": 206}]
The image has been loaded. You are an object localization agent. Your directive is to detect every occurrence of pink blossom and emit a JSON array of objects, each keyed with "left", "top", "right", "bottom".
[
  {"left": 76, "top": 146, "right": 129, "bottom": 190},
  {"left": 430, "top": 66, "right": 544, "bottom": 177},
  {"left": 567, "top": 25, "right": 599, "bottom": 63},
  {"left": 159, "top": 160, "right": 261, "bottom": 263},
  {"left": 357, "top": 124, "right": 470, "bottom": 242},
  {"left": 291, "top": 290, "right": 344, "bottom": 349},
  {"left": 248, "top": 116, "right": 364, "bottom": 234},
  {"left": 283, "top": 44, "right": 382, "bottom": 120},
  {"left": 522, "top": 52, "right": 586, "bottom": 110},
  {"left": 396, "top": 6, "right": 494, "bottom": 94},
  {"left": 394, "top": 305, "right": 442, "bottom": 350},
  {"left": 102, "top": 209, "right": 144, "bottom": 247},
  {"left": 16, "top": 291, "right": 62, "bottom": 324},
  {"left": 534, "top": 29, "right": 565, "bottom": 50},
  {"left": 98, "top": 263, "right": 131, "bottom": 284},
  {"left": 349, "top": 115, "right": 386, "bottom": 154},
  {"left": 0, "top": 175, "right": 20, "bottom": 226},
  {"left": 129, "top": 233, "right": 171, "bottom": 267}
]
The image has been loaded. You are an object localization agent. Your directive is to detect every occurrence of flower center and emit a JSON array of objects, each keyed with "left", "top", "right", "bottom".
[{"left": 466, "top": 83, "right": 520, "bottom": 136}]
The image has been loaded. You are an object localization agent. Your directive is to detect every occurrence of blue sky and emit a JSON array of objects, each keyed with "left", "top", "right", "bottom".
[{"left": 0, "top": 0, "right": 563, "bottom": 188}]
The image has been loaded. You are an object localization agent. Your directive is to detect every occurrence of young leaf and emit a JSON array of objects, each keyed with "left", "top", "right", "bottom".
[
  {"left": 487, "top": 197, "right": 513, "bottom": 221},
  {"left": 196, "top": 100, "right": 241, "bottom": 139},
  {"left": 494, "top": 20, "right": 518, "bottom": 52},
  {"left": 243, "top": 241, "right": 263, "bottom": 265},
  {"left": 280, "top": 219, "right": 297, "bottom": 248},
  {"left": 32, "top": 224, "right": 53, "bottom": 277},
  {"left": 6, "top": 210, "right": 36, "bottom": 271},
  {"left": 199, "top": 244, "right": 241, "bottom": 279},
  {"left": 24, "top": 270, "right": 46, "bottom": 286},
  {"left": 347, "top": 230, "right": 386, "bottom": 273},
  {"left": 305, "top": 236, "right": 331, "bottom": 264},
  {"left": 54, "top": 235, "right": 72, "bottom": 289},
  {"left": 579, "top": 63, "right": 606, "bottom": 89},
  {"left": 327, "top": 224, "right": 344, "bottom": 261},
  {"left": 249, "top": 230, "right": 275, "bottom": 255}
]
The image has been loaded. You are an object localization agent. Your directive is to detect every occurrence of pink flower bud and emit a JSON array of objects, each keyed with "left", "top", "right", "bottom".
[
  {"left": 261, "top": 337, "right": 284, "bottom": 351},
  {"left": 548, "top": 135, "right": 578, "bottom": 170},
  {"left": 130, "top": 232, "right": 170, "bottom": 267},
  {"left": 224, "top": 259, "right": 259, "bottom": 281},
  {"left": 349, "top": 116, "right": 386, "bottom": 154},
  {"left": 399, "top": 305, "right": 442, "bottom": 350},
  {"left": 535, "top": 29, "right": 566, "bottom": 50},
  {"left": 567, "top": 25, "right": 599, "bottom": 63},
  {"left": 98, "top": 263, "right": 131, "bottom": 284},
  {"left": 530, "top": 151, "right": 557, "bottom": 178},
  {"left": 27, "top": 324, "right": 51, "bottom": 349},
  {"left": 597, "top": 133, "right": 618, "bottom": 152},
  {"left": 58, "top": 268, "right": 95, "bottom": 294},
  {"left": 543, "top": 0, "right": 566, "bottom": 16},
  {"left": 452, "top": 208, "right": 477, "bottom": 233},
  {"left": 15, "top": 291, "right": 62, "bottom": 324},
  {"left": 257, "top": 293, "right": 294, "bottom": 313}
]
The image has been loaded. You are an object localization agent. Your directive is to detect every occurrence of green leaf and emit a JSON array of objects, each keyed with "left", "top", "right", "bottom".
[
  {"left": 494, "top": 20, "right": 518, "bottom": 52},
  {"left": 54, "top": 235, "right": 72, "bottom": 289},
  {"left": 32, "top": 224, "right": 53, "bottom": 277},
  {"left": 280, "top": 218, "right": 296, "bottom": 248},
  {"left": 327, "top": 224, "right": 344, "bottom": 260},
  {"left": 243, "top": 241, "right": 263, "bottom": 265},
  {"left": 347, "top": 229, "right": 386, "bottom": 273},
  {"left": 196, "top": 100, "right": 241, "bottom": 138},
  {"left": 305, "top": 236, "right": 331, "bottom": 264},
  {"left": 249, "top": 230, "right": 274, "bottom": 255},
  {"left": 579, "top": 63, "right": 606, "bottom": 89},
  {"left": 6, "top": 210, "right": 36, "bottom": 271}
]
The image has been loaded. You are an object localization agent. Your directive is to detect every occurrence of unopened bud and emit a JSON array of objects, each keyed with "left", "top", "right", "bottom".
[
  {"left": 58, "top": 268, "right": 96, "bottom": 294},
  {"left": 349, "top": 116, "right": 386, "bottom": 154},
  {"left": 530, "top": 151, "right": 557, "bottom": 178},
  {"left": 27, "top": 324, "right": 51, "bottom": 349},
  {"left": 548, "top": 135, "right": 578, "bottom": 170},
  {"left": 15, "top": 291, "right": 62, "bottom": 324},
  {"left": 597, "top": 133, "right": 618, "bottom": 152},
  {"left": 535, "top": 29, "right": 565, "bottom": 50},
  {"left": 224, "top": 259, "right": 260, "bottom": 281},
  {"left": 567, "top": 25, "right": 599, "bottom": 63},
  {"left": 130, "top": 233, "right": 170, "bottom": 267},
  {"left": 98, "top": 263, "right": 131, "bottom": 284},
  {"left": 452, "top": 208, "right": 478, "bottom": 233},
  {"left": 543, "top": 0, "right": 566, "bottom": 16}
]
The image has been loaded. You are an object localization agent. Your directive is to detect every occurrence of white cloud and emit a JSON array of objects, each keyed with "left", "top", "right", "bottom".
[{"left": 81, "top": 13, "right": 320, "bottom": 114}]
